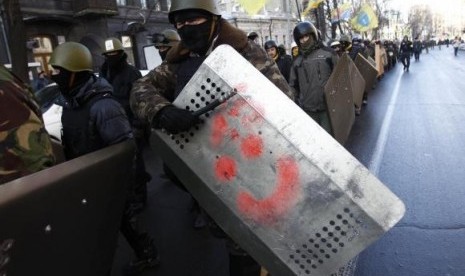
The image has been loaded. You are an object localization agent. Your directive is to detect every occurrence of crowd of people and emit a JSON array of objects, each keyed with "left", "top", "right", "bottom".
[{"left": 1, "top": 0, "right": 464, "bottom": 275}]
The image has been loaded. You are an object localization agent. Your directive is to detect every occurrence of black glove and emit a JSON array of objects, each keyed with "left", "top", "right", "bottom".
[{"left": 153, "top": 105, "right": 200, "bottom": 133}]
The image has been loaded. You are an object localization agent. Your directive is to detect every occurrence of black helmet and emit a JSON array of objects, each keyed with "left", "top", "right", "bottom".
[
  {"left": 247, "top": 31, "right": 259, "bottom": 40},
  {"left": 168, "top": 0, "right": 221, "bottom": 24},
  {"left": 293, "top": 21, "right": 319, "bottom": 45},
  {"left": 264, "top": 40, "right": 278, "bottom": 50}
]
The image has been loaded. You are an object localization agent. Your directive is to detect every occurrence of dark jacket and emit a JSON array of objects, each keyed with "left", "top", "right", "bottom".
[
  {"left": 400, "top": 40, "right": 413, "bottom": 55},
  {"left": 61, "top": 75, "right": 133, "bottom": 160},
  {"left": 289, "top": 47, "right": 338, "bottom": 112},
  {"left": 276, "top": 54, "right": 293, "bottom": 82},
  {"left": 100, "top": 55, "right": 142, "bottom": 123}
]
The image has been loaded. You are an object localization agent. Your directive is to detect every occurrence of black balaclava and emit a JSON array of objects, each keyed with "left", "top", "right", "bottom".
[
  {"left": 105, "top": 51, "right": 126, "bottom": 68},
  {"left": 51, "top": 67, "right": 92, "bottom": 98},
  {"left": 174, "top": 10, "right": 219, "bottom": 56},
  {"left": 158, "top": 49, "right": 169, "bottom": 61}
]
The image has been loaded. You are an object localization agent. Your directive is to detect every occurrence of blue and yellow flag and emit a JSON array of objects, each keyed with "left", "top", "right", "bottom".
[
  {"left": 350, "top": 4, "right": 379, "bottom": 32},
  {"left": 302, "top": 0, "right": 325, "bottom": 17},
  {"left": 331, "top": 3, "right": 353, "bottom": 23}
]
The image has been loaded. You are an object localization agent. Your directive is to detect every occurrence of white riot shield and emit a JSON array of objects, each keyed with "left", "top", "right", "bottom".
[{"left": 151, "top": 45, "right": 405, "bottom": 276}]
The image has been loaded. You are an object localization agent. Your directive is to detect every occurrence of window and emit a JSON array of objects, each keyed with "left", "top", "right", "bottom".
[{"left": 116, "top": 0, "right": 126, "bottom": 5}]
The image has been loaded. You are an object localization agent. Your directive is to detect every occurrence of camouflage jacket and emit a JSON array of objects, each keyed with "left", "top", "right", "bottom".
[
  {"left": 0, "top": 65, "right": 55, "bottom": 185},
  {"left": 130, "top": 19, "right": 294, "bottom": 125}
]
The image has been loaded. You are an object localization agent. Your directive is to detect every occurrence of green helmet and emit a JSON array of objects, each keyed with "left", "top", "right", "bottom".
[
  {"left": 168, "top": 0, "right": 221, "bottom": 24},
  {"left": 102, "top": 37, "right": 124, "bottom": 54},
  {"left": 153, "top": 29, "right": 180, "bottom": 47},
  {"left": 49, "top": 42, "right": 92, "bottom": 72}
]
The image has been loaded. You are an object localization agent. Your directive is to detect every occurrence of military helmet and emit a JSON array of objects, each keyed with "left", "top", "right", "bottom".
[
  {"left": 49, "top": 42, "right": 92, "bottom": 72},
  {"left": 102, "top": 37, "right": 124, "bottom": 55},
  {"left": 264, "top": 40, "right": 278, "bottom": 50},
  {"left": 168, "top": 0, "right": 221, "bottom": 24},
  {"left": 293, "top": 21, "right": 319, "bottom": 45},
  {"left": 153, "top": 29, "right": 181, "bottom": 47}
]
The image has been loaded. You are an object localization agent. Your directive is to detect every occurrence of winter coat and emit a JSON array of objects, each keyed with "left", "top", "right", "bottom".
[
  {"left": 130, "top": 18, "right": 294, "bottom": 125},
  {"left": 289, "top": 47, "right": 338, "bottom": 112},
  {"left": 61, "top": 75, "right": 133, "bottom": 160},
  {"left": 276, "top": 54, "right": 293, "bottom": 82},
  {"left": 99, "top": 55, "right": 142, "bottom": 123}
]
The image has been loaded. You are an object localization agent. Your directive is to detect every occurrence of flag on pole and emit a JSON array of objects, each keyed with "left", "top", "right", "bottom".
[
  {"left": 331, "top": 3, "right": 353, "bottom": 23},
  {"left": 350, "top": 4, "right": 379, "bottom": 32},
  {"left": 238, "top": 0, "right": 268, "bottom": 15},
  {"left": 302, "top": 0, "right": 325, "bottom": 17}
]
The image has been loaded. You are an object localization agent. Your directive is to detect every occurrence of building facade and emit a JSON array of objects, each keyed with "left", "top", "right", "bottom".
[{"left": 1, "top": 0, "right": 299, "bottom": 78}]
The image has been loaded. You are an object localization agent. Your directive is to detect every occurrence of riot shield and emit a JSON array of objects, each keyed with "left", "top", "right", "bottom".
[
  {"left": 152, "top": 45, "right": 405, "bottom": 276},
  {"left": 0, "top": 141, "right": 135, "bottom": 276},
  {"left": 355, "top": 53, "right": 378, "bottom": 97},
  {"left": 324, "top": 53, "right": 358, "bottom": 145},
  {"left": 348, "top": 56, "right": 366, "bottom": 111}
]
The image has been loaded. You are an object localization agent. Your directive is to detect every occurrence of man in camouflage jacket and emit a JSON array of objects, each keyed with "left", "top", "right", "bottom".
[
  {"left": 0, "top": 64, "right": 55, "bottom": 184},
  {"left": 130, "top": 16, "right": 294, "bottom": 130}
]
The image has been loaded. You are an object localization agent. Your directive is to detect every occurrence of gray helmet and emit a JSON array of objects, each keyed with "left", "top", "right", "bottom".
[
  {"left": 49, "top": 42, "right": 92, "bottom": 72},
  {"left": 153, "top": 29, "right": 180, "bottom": 47},
  {"left": 168, "top": 0, "right": 221, "bottom": 24},
  {"left": 102, "top": 37, "right": 124, "bottom": 55},
  {"left": 340, "top": 34, "right": 352, "bottom": 43}
]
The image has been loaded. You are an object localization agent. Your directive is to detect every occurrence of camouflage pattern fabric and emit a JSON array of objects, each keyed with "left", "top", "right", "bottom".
[
  {"left": 0, "top": 65, "right": 55, "bottom": 184},
  {"left": 130, "top": 18, "right": 294, "bottom": 125}
]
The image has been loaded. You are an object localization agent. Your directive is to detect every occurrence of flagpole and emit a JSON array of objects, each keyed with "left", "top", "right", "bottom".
[{"left": 295, "top": 0, "right": 302, "bottom": 21}]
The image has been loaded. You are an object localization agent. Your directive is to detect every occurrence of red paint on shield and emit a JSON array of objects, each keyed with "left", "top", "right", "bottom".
[
  {"left": 228, "top": 98, "right": 248, "bottom": 117},
  {"left": 230, "top": 128, "right": 240, "bottom": 141},
  {"left": 211, "top": 115, "right": 228, "bottom": 147},
  {"left": 240, "top": 135, "right": 263, "bottom": 159},
  {"left": 215, "top": 156, "right": 237, "bottom": 182},
  {"left": 236, "top": 157, "right": 300, "bottom": 224}
]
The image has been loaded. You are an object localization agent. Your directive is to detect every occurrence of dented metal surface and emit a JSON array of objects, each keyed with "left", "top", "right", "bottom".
[
  {"left": 324, "top": 53, "right": 356, "bottom": 145},
  {"left": 152, "top": 45, "right": 405, "bottom": 276}
]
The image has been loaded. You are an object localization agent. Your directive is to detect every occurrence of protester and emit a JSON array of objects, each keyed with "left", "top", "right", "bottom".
[
  {"left": 49, "top": 41, "right": 159, "bottom": 275},
  {"left": 1, "top": 64, "right": 55, "bottom": 185},
  {"left": 152, "top": 29, "right": 181, "bottom": 61},
  {"left": 289, "top": 21, "right": 338, "bottom": 136},
  {"left": 130, "top": 0, "right": 293, "bottom": 274},
  {"left": 100, "top": 37, "right": 150, "bottom": 212}
]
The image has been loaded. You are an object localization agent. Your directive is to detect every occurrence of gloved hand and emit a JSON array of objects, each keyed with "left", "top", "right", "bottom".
[{"left": 153, "top": 105, "right": 200, "bottom": 133}]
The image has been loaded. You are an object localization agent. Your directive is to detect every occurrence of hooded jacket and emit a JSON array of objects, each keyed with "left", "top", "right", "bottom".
[
  {"left": 61, "top": 75, "right": 133, "bottom": 159},
  {"left": 130, "top": 19, "right": 294, "bottom": 125}
]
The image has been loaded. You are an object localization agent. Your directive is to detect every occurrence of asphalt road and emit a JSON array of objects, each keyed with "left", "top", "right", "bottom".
[
  {"left": 112, "top": 46, "right": 465, "bottom": 276},
  {"left": 347, "top": 47, "right": 465, "bottom": 276}
]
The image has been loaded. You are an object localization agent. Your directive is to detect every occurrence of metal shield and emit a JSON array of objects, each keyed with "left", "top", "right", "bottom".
[
  {"left": 355, "top": 53, "right": 378, "bottom": 96},
  {"left": 324, "top": 53, "right": 356, "bottom": 145},
  {"left": 0, "top": 141, "right": 135, "bottom": 276},
  {"left": 152, "top": 45, "right": 405, "bottom": 276}
]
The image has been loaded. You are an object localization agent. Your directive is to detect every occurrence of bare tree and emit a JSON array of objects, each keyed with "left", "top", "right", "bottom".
[
  {"left": 408, "top": 5, "right": 433, "bottom": 39},
  {"left": 1, "top": 0, "right": 28, "bottom": 81}
]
